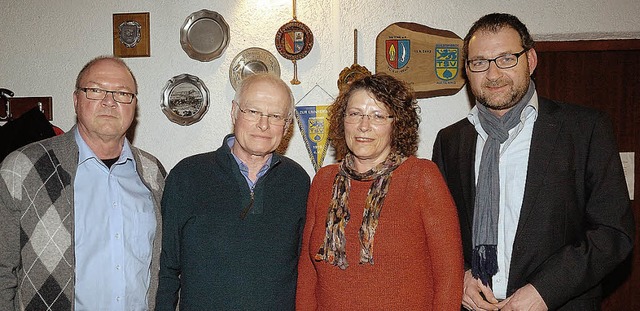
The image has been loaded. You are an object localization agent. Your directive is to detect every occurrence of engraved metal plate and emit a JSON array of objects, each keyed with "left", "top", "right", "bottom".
[
  {"left": 180, "top": 10, "right": 230, "bottom": 62},
  {"left": 160, "top": 74, "right": 210, "bottom": 126},
  {"left": 118, "top": 20, "right": 141, "bottom": 48},
  {"left": 229, "top": 47, "right": 281, "bottom": 90}
]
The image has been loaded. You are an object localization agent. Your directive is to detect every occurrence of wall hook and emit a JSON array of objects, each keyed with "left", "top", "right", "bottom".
[{"left": 0, "top": 88, "right": 15, "bottom": 121}]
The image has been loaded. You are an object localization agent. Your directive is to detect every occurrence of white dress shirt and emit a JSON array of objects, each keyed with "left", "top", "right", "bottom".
[{"left": 468, "top": 94, "right": 539, "bottom": 299}]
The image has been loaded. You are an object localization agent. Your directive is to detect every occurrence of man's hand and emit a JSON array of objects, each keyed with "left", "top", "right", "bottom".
[
  {"left": 462, "top": 270, "right": 499, "bottom": 311},
  {"left": 496, "top": 284, "right": 548, "bottom": 311}
]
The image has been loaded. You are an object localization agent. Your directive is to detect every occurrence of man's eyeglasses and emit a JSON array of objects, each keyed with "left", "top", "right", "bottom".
[
  {"left": 77, "top": 87, "right": 136, "bottom": 104},
  {"left": 344, "top": 111, "right": 394, "bottom": 125},
  {"left": 466, "top": 49, "right": 529, "bottom": 73},
  {"left": 234, "top": 101, "right": 289, "bottom": 126}
]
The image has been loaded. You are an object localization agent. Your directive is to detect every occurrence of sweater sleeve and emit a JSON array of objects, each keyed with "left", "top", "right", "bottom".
[
  {"left": 0, "top": 154, "right": 21, "bottom": 310},
  {"left": 155, "top": 169, "right": 185, "bottom": 310},
  {"left": 419, "top": 161, "right": 464, "bottom": 310},
  {"left": 295, "top": 171, "right": 323, "bottom": 310}
]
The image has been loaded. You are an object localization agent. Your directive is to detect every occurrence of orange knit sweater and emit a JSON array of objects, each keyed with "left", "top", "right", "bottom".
[{"left": 296, "top": 156, "right": 463, "bottom": 310}]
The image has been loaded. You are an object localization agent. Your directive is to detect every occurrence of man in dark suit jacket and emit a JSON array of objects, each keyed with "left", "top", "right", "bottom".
[{"left": 432, "top": 13, "right": 634, "bottom": 311}]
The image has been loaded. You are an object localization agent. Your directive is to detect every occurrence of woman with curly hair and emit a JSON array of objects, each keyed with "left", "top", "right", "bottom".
[{"left": 296, "top": 73, "right": 464, "bottom": 310}]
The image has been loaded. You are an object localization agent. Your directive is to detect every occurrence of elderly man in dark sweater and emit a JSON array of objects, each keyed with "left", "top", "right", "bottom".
[{"left": 156, "top": 73, "right": 310, "bottom": 310}]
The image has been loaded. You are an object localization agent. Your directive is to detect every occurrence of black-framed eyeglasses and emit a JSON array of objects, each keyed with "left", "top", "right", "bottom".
[
  {"left": 77, "top": 87, "right": 136, "bottom": 104},
  {"left": 233, "top": 101, "right": 290, "bottom": 126},
  {"left": 466, "top": 49, "right": 529, "bottom": 72},
  {"left": 344, "top": 111, "right": 394, "bottom": 125}
]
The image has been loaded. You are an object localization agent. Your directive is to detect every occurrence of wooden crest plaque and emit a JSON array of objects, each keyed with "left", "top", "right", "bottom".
[
  {"left": 375, "top": 22, "right": 465, "bottom": 98},
  {"left": 113, "top": 12, "right": 150, "bottom": 58}
]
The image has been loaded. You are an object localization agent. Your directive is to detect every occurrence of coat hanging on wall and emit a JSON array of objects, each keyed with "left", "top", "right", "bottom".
[
  {"left": 0, "top": 107, "right": 57, "bottom": 162},
  {"left": 0, "top": 89, "right": 61, "bottom": 163}
]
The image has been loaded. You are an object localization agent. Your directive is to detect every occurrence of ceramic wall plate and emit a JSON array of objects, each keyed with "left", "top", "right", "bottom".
[
  {"left": 180, "top": 9, "right": 230, "bottom": 62},
  {"left": 161, "top": 74, "right": 210, "bottom": 126},
  {"left": 229, "top": 47, "right": 281, "bottom": 90}
]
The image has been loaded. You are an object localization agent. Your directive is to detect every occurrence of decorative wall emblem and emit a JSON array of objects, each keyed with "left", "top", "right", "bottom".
[
  {"left": 376, "top": 22, "right": 465, "bottom": 98},
  {"left": 112, "top": 12, "right": 150, "bottom": 57},
  {"left": 435, "top": 45, "right": 459, "bottom": 81},
  {"left": 386, "top": 39, "right": 410, "bottom": 69},
  {"left": 118, "top": 21, "right": 141, "bottom": 48}
]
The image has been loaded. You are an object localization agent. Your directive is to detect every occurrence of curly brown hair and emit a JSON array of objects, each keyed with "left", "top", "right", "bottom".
[{"left": 328, "top": 73, "right": 420, "bottom": 160}]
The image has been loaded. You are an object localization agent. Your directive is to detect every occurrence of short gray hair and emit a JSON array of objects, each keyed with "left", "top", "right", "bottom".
[{"left": 233, "top": 73, "right": 295, "bottom": 116}]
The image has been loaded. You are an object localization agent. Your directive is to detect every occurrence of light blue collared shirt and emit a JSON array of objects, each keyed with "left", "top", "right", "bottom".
[
  {"left": 468, "top": 92, "right": 539, "bottom": 299},
  {"left": 73, "top": 129, "right": 156, "bottom": 311}
]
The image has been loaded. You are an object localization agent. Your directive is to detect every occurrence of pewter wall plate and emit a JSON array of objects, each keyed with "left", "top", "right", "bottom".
[
  {"left": 161, "top": 74, "right": 210, "bottom": 126},
  {"left": 180, "top": 9, "right": 230, "bottom": 62},
  {"left": 229, "top": 47, "right": 281, "bottom": 90}
]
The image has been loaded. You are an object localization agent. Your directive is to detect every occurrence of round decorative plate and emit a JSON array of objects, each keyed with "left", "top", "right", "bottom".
[
  {"left": 160, "top": 74, "right": 210, "bottom": 126},
  {"left": 274, "top": 20, "right": 314, "bottom": 60},
  {"left": 180, "top": 10, "right": 230, "bottom": 62},
  {"left": 229, "top": 47, "right": 281, "bottom": 90}
]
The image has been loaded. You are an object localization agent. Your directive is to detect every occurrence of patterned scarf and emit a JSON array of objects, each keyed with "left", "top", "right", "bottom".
[{"left": 315, "top": 152, "right": 405, "bottom": 269}]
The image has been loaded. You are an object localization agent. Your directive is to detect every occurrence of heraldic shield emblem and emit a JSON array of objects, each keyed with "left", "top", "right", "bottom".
[
  {"left": 386, "top": 39, "right": 410, "bottom": 69},
  {"left": 285, "top": 31, "right": 305, "bottom": 55},
  {"left": 435, "top": 45, "right": 459, "bottom": 81},
  {"left": 118, "top": 21, "right": 142, "bottom": 48}
]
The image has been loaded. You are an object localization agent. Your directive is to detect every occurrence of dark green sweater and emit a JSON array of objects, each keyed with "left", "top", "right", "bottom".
[{"left": 156, "top": 135, "right": 310, "bottom": 310}]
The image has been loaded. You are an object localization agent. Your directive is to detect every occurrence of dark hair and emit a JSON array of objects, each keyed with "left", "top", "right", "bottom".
[
  {"left": 463, "top": 13, "right": 535, "bottom": 60},
  {"left": 328, "top": 73, "right": 420, "bottom": 160},
  {"left": 75, "top": 55, "right": 138, "bottom": 93}
]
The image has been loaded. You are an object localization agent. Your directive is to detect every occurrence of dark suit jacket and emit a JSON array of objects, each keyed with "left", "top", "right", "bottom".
[{"left": 432, "top": 97, "right": 634, "bottom": 310}]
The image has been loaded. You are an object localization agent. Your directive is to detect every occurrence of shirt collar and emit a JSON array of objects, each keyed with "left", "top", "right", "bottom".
[
  {"left": 74, "top": 127, "right": 134, "bottom": 166},
  {"left": 226, "top": 136, "right": 273, "bottom": 171}
]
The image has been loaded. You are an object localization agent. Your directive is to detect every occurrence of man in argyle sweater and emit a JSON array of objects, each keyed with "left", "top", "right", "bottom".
[{"left": 0, "top": 56, "right": 165, "bottom": 310}]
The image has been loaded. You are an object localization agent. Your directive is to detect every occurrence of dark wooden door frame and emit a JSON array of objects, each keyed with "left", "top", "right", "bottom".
[{"left": 535, "top": 39, "right": 640, "bottom": 52}]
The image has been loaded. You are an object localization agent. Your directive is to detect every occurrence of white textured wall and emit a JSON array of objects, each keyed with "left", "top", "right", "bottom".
[{"left": 1, "top": 0, "right": 639, "bottom": 176}]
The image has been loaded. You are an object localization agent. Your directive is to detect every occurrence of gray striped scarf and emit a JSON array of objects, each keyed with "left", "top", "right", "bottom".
[{"left": 472, "top": 79, "right": 535, "bottom": 285}]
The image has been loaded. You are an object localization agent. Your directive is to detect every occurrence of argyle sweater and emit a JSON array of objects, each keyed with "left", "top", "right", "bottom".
[
  {"left": 156, "top": 134, "right": 310, "bottom": 311},
  {"left": 0, "top": 127, "right": 166, "bottom": 311}
]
